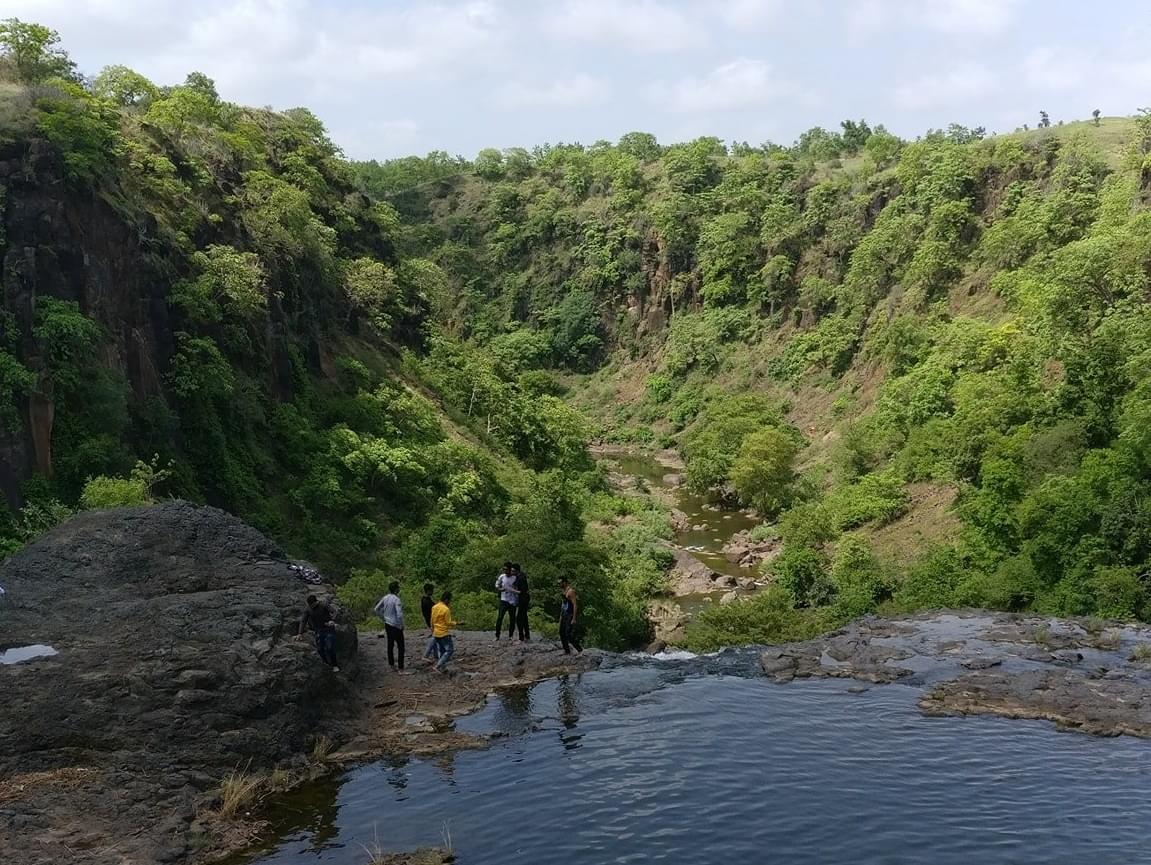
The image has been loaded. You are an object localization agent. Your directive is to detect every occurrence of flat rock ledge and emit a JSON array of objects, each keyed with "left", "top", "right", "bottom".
[{"left": 760, "top": 611, "right": 1151, "bottom": 738}]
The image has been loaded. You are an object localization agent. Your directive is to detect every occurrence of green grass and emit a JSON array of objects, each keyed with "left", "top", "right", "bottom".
[{"left": 996, "top": 117, "right": 1136, "bottom": 166}]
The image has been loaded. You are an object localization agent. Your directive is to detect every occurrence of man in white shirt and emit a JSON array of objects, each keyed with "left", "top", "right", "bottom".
[
  {"left": 494, "top": 561, "right": 518, "bottom": 641},
  {"left": 373, "top": 580, "right": 407, "bottom": 672}
]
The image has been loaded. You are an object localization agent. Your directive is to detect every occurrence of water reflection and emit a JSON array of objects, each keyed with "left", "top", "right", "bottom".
[
  {"left": 0, "top": 644, "right": 58, "bottom": 664},
  {"left": 248, "top": 674, "right": 1151, "bottom": 865},
  {"left": 556, "top": 675, "right": 583, "bottom": 751}
]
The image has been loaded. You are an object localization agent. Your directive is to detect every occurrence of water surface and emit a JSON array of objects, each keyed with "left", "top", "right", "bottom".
[
  {"left": 249, "top": 664, "right": 1151, "bottom": 865},
  {"left": 0, "top": 644, "right": 58, "bottom": 664}
]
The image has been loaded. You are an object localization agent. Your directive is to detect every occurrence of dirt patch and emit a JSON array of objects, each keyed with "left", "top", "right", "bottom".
[{"left": 868, "top": 482, "right": 960, "bottom": 564}]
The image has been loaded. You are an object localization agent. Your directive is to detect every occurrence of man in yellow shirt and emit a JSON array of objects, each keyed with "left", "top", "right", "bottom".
[{"left": 430, "top": 590, "right": 462, "bottom": 673}]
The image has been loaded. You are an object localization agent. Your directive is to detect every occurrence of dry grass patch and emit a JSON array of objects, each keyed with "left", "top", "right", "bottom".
[{"left": 218, "top": 769, "right": 264, "bottom": 819}]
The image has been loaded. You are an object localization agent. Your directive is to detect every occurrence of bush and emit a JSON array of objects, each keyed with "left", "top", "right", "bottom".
[
  {"left": 682, "top": 586, "right": 842, "bottom": 651},
  {"left": 893, "top": 545, "right": 964, "bottom": 610},
  {"left": 829, "top": 535, "right": 891, "bottom": 617},
  {"left": 827, "top": 471, "right": 908, "bottom": 529},
  {"left": 772, "top": 545, "right": 833, "bottom": 607},
  {"left": 1091, "top": 565, "right": 1146, "bottom": 620},
  {"left": 79, "top": 459, "right": 169, "bottom": 510}
]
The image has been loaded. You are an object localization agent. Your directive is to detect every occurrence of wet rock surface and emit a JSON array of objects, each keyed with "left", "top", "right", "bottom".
[
  {"left": 759, "top": 611, "right": 1151, "bottom": 737},
  {"left": 0, "top": 502, "right": 357, "bottom": 865}
]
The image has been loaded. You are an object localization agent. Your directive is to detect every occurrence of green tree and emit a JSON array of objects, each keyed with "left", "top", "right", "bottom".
[
  {"left": 92, "top": 65, "right": 158, "bottom": 107},
  {"left": 729, "top": 427, "right": 799, "bottom": 516},
  {"left": 0, "top": 19, "right": 76, "bottom": 82}
]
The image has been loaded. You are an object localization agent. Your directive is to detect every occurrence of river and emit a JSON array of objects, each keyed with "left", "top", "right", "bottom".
[{"left": 246, "top": 653, "right": 1151, "bottom": 864}]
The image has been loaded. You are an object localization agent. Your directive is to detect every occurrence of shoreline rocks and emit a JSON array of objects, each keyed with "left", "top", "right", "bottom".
[{"left": 758, "top": 611, "right": 1151, "bottom": 738}]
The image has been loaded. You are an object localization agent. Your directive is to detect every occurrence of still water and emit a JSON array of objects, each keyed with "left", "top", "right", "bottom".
[{"left": 249, "top": 662, "right": 1151, "bottom": 865}]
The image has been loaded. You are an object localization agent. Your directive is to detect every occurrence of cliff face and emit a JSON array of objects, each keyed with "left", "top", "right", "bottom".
[
  {"left": 1, "top": 139, "right": 165, "bottom": 504},
  {"left": 0, "top": 138, "right": 306, "bottom": 508}
]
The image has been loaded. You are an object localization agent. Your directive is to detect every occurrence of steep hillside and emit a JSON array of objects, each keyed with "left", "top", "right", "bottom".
[
  {"left": 376, "top": 114, "right": 1151, "bottom": 639},
  {"left": 0, "top": 22, "right": 661, "bottom": 649}
]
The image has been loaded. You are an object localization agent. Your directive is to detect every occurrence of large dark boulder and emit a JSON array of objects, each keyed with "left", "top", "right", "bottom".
[{"left": 0, "top": 501, "right": 357, "bottom": 777}]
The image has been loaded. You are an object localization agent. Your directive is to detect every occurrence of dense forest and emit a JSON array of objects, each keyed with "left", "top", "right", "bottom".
[
  {"left": 0, "top": 20, "right": 659, "bottom": 648},
  {"left": 4, "top": 19, "right": 1151, "bottom": 649},
  {"left": 355, "top": 94, "right": 1151, "bottom": 645}
]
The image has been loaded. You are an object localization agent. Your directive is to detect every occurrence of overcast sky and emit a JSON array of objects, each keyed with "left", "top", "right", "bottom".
[{"left": 7, "top": 0, "right": 1149, "bottom": 160}]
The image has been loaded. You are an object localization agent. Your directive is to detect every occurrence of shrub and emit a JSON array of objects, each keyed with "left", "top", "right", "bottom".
[
  {"left": 729, "top": 427, "right": 799, "bottom": 516},
  {"left": 829, "top": 535, "right": 891, "bottom": 617},
  {"left": 827, "top": 471, "right": 908, "bottom": 529},
  {"left": 1090, "top": 565, "right": 1145, "bottom": 620},
  {"left": 772, "top": 545, "right": 833, "bottom": 608},
  {"left": 682, "top": 586, "right": 843, "bottom": 651},
  {"left": 79, "top": 459, "right": 169, "bottom": 510}
]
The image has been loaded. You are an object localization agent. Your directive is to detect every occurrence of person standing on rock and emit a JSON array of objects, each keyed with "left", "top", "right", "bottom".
[
  {"left": 559, "top": 579, "right": 583, "bottom": 655},
  {"left": 431, "top": 590, "right": 462, "bottom": 673},
  {"left": 373, "top": 581, "right": 407, "bottom": 674},
  {"left": 494, "top": 562, "right": 519, "bottom": 641},
  {"left": 420, "top": 581, "right": 440, "bottom": 662},
  {"left": 420, "top": 582, "right": 435, "bottom": 628},
  {"left": 514, "top": 563, "right": 531, "bottom": 642},
  {"left": 297, "top": 594, "right": 340, "bottom": 672}
]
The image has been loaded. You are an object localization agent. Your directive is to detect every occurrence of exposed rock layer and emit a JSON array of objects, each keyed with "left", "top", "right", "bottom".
[{"left": 0, "top": 501, "right": 356, "bottom": 864}]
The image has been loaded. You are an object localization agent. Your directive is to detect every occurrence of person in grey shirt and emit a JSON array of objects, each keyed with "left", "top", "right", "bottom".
[{"left": 373, "top": 581, "right": 407, "bottom": 672}]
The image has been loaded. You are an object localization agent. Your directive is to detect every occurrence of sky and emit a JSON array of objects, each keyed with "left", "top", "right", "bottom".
[{"left": 7, "top": 0, "right": 1151, "bottom": 161}]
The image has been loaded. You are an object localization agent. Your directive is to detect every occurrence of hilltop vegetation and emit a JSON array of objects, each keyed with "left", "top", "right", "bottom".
[
  {"left": 0, "top": 20, "right": 656, "bottom": 648},
  {"left": 6, "top": 17, "right": 1151, "bottom": 650},
  {"left": 368, "top": 102, "right": 1151, "bottom": 643}
]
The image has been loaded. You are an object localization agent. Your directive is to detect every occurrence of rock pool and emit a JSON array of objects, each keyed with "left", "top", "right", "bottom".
[{"left": 248, "top": 658, "right": 1151, "bottom": 865}]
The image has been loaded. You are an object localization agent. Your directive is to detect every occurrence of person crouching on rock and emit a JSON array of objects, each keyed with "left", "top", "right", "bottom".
[
  {"left": 297, "top": 594, "right": 340, "bottom": 672},
  {"left": 431, "top": 591, "right": 463, "bottom": 674},
  {"left": 373, "top": 580, "right": 407, "bottom": 674}
]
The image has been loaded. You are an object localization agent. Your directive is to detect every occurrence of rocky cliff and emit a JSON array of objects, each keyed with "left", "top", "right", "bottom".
[{"left": 0, "top": 501, "right": 356, "bottom": 863}]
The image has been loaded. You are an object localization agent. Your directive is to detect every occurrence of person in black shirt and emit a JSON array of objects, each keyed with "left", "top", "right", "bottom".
[
  {"left": 420, "top": 582, "right": 435, "bottom": 628},
  {"left": 559, "top": 579, "right": 582, "bottom": 654},
  {"left": 296, "top": 594, "right": 339, "bottom": 671},
  {"left": 513, "top": 563, "right": 531, "bottom": 642}
]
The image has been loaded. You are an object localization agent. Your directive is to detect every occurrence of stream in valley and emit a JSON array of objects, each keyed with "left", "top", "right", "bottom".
[
  {"left": 248, "top": 656, "right": 1151, "bottom": 864},
  {"left": 603, "top": 450, "right": 761, "bottom": 580}
]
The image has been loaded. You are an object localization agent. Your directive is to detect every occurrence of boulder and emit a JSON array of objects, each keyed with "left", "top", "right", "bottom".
[
  {"left": 667, "top": 548, "right": 722, "bottom": 596},
  {"left": 0, "top": 501, "right": 357, "bottom": 777}
]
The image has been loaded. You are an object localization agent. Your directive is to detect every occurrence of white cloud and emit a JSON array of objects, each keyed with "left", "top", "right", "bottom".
[
  {"left": 919, "top": 0, "right": 1022, "bottom": 36},
  {"left": 894, "top": 62, "right": 995, "bottom": 110},
  {"left": 843, "top": 0, "right": 1023, "bottom": 39},
  {"left": 1022, "top": 46, "right": 1090, "bottom": 91},
  {"left": 844, "top": 0, "right": 890, "bottom": 39},
  {"left": 716, "top": 0, "right": 783, "bottom": 28},
  {"left": 542, "top": 0, "right": 698, "bottom": 52},
  {"left": 662, "top": 58, "right": 787, "bottom": 112},
  {"left": 496, "top": 74, "right": 611, "bottom": 109}
]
